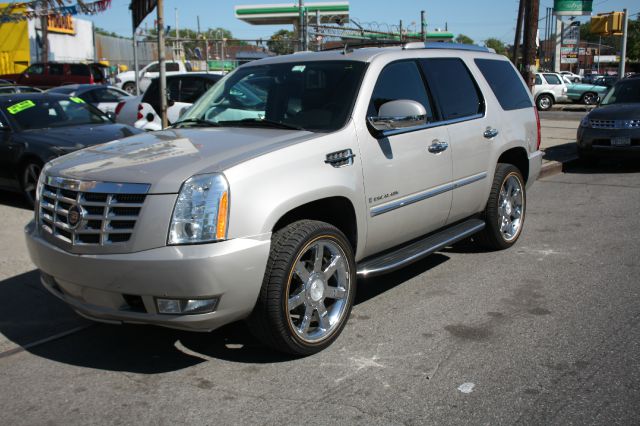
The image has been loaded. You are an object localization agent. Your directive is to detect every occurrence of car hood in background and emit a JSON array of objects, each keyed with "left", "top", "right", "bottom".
[
  {"left": 21, "top": 124, "right": 142, "bottom": 150},
  {"left": 589, "top": 103, "right": 640, "bottom": 120},
  {"left": 46, "top": 127, "right": 316, "bottom": 193}
]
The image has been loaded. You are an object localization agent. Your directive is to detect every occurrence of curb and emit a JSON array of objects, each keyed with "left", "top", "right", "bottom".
[
  {"left": 549, "top": 104, "right": 596, "bottom": 112},
  {"left": 538, "top": 155, "right": 578, "bottom": 179}
]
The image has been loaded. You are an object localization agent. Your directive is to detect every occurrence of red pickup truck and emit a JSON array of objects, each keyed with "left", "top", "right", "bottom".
[{"left": 0, "top": 62, "right": 108, "bottom": 89}]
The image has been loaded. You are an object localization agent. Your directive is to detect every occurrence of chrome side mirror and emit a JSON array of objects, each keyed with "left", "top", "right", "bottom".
[{"left": 368, "top": 99, "right": 427, "bottom": 132}]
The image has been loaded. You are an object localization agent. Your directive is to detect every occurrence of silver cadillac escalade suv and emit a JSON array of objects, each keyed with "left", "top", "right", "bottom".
[{"left": 26, "top": 43, "right": 543, "bottom": 355}]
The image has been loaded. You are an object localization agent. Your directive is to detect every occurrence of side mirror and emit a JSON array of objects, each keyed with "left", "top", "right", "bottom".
[
  {"left": 105, "top": 111, "right": 116, "bottom": 122},
  {"left": 368, "top": 99, "right": 427, "bottom": 133}
]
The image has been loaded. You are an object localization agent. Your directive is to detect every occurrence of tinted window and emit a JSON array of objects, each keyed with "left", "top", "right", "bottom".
[
  {"left": 146, "top": 63, "right": 159, "bottom": 73},
  {"left": 475, "top": 59, "right": 532, "bottom": 111},
  {"left": 368, "top": 61, "right": 433, "bottom": 119},
  {"left": 69, "top": 64, "right": 89, "bottom": 76},
  {"left": 420, "top": 58, "right": 483, "bottom": 120},
  {"left": 49, "top": 64, "right": 64, "bottom": 75},
  {"left": 543, "top": 74, "right": 561, "bottom": 85},
  {"left": 26, "top": 64, "right": 44, "bottom": 75},
  {"left": 166, "top": 62, "right": 180, "bottom": 72},
  {"left": 3, "top": 97, "right": 108, "bottom": 129},
  {"left": 535, "top": 75, "right": 542, "bottom": 85},
  {"left": 18, "top": 87, "right": 42, "bottom": 93},
  {"left": 0, "top": 87, "right": 16, "bottom": 94},
  {"left": 179, "top": 77, "right": 207, "bottom": 103},
  {"left": 167, "top": 78, "right": 181, "bottom": 102},
  {"left": 601, "top": 79, "right": 640, "bottom": 105}
]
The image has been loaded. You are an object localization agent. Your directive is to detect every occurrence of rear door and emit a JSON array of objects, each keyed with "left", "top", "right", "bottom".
[{"left": 47, "top": 63, "right": 65, "bottom": 88}]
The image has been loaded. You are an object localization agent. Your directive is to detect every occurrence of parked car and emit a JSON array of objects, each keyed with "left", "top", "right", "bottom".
[
  {"left": 47, "top": 84, "right": 131, "bottom": 115},
  {"left": 564, "top": 78, "right": 610, "bottom": 105},
  {"left": 533, "top": 72, "right": 569, "bottom": 110},
  {"left": 114, "top": 60, "right": 192, "bottom": 94},
  {"left": 560, "top": 71, "right": 581, "bottom": 83},
  {"left": 0, "top": 85, "right": 43, "bottom": 94},
  {"left": 25, "top": 43, "right": 542, "bottom": 355},
  {"left": 577, "top": 75, "right": 640, "bottom": 162},
  {"left": 134, "top": 73, "right": 222, "bottom": 130},
  {"left": 0, "top": 93, "right": 142, "bottom": 206},
  {"left": 0, "top": 63, "right": 108, "bottom": 89}
]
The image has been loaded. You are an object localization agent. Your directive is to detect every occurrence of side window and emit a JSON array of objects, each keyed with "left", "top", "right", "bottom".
[
  {"left": 543, "top": 74, "right": 561, "bottom": 85},
  {"left": 167, "top": 78, "right": 181, "bottom": 102},
  {"left": 146, "top": 63, "right": 160, "bottom": 73},
  {"left": 48, "top": 64, "right": 64, "bottom": 75},
  {"left": 179, "top": 78, "right": 206, "bottom": 103},
  {"left": 69, "top": 64, "right": 90, "bottom": 76},
  {"left": 93, "top": 88, "right": 122, "bottom": 103},
  {"left": 368, "top": 61, "right": 433, "bottom": 120},
  {"left": 80, "top": 90, "right": 97, "bottom": 103},
  {"left": 26, "top": 64, "right": 44, "bottom": 75},
  {"left": 0, "top": 87, "right": 15, "bottom": 94},
  {"left": 420, "top": 58, "right": 484, "bottom": 120},
  {"left": 535, "top": 75, "right": 542, "bottom": 85},
  {"left": 166, "top": 62, "right": 180, "bottom": 72},
  {"left": 474, "top": 59, "right": 533, "bottom": 111}
]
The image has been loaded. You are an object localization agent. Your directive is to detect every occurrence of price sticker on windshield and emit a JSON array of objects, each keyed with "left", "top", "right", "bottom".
[
  {"left": 7, "top": 100, "right": 36, "bottom": 115},
  {"left": 70, "top": 97, "right": 85, "bottom": 104}
]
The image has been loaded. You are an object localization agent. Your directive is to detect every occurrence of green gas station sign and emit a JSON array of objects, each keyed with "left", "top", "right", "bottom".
[{"left": 554, "top": 0, "right": 593, "bottom": 16}]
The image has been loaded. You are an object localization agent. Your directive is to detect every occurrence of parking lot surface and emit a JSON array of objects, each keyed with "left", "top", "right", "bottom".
[{"left": 1, "top": 160, "right": 639, "bottom": 425}]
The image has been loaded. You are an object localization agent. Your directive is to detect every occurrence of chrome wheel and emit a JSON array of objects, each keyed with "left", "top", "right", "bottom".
[
  {"left": 498, "top": 174, "right": 524, "bottom": 242},
  {"left": 582, "top": 92, "right": 598, "bottom": 105},
  {"left": 286, "top": 238, "right": 351, "bottom": 343},
  {"left": 22, "top": 162, "right": 41, "bottom": 207},
  {"left": 537, "top": 95, "right": 552, "bottom": 111}
]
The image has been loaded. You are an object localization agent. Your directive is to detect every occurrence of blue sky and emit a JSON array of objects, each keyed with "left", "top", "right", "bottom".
[{"left": 85, "top": 0, "right": 638, "bottom": 44}]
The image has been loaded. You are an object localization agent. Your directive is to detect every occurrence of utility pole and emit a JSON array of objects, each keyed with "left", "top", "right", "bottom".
[
  {"left": 522, "top": 0, "right": 540, "bottom": 90},
  {"left": 554, "top": 14, "right": 562, "bottom": 72},
  {"left": 298, "top": 0, "right": 304, "bottom": 51},
  {"left": 132, "top": 15, "right": 139, "bottom": 95},
  {"left": 421, "top": 10, "right": 426, "bottom": 41},
  {"left": 619, "top": 9, "right": 629, "bottom": 77},
  {"left": 39, "top": 0, "right": 49, "bottom": 64},
  {"left": 175, "top": 8, "right": 179, "bottom": 60},
  {"left": 513, "top": 0, "right": 525, "bottom": 67},
  {"left": 399, "top": 20, "right": 403, "bottom": 42},
  {"left": 157, "top": 0, "right": 168, "bottom": 128}
]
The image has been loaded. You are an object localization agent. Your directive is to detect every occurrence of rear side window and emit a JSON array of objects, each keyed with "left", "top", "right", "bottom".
[
  {"left": 543, "top": 74, "right": 561, "bottom": 85},
  {"left": 166, "top": 62, "right": 180, "bottom": 72},
  {"left": 368, "top": 61, "right": 433, "bottom": 120},
  {"left": 475, "top": 59, "right": 533, "bottom": 111},
  {"left": 70, "top": 64, "right": 90, "bottom": 76},
  {"left": 49, "top": 64, "right": 64, "bottom": 75},
  {"left": 420, "top": 58, "right": 484, "bottom": 120}
]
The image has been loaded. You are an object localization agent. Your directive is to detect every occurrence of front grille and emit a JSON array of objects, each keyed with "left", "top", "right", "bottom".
[
  {"left": 590, "top": 119, "right": 640, "bottom": 129},
  {"left": 39, "top": 180, "right": 148, "bottom": 246}
]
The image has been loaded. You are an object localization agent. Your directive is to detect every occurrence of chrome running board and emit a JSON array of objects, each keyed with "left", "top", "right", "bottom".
[{"left": 356, "top": 219, "right": 486, "bottom": 278}]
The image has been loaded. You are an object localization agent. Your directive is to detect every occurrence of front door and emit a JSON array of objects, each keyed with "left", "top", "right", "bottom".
[{"left": 358, "top": 60, "right": 453, "bottom": 256}]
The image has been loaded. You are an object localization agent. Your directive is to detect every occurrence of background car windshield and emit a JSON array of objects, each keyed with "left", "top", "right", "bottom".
[
  {"left": 182, "top": 61, "right": 366, "bottom": 131},
  {"left": 3, "top": 98, "right": 108, "bottom": 130},
  {"left": 600, "top": 79, "right": 640, "bottom": 105}
]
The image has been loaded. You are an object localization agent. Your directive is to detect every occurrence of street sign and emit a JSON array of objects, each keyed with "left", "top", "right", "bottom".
[{"left": 554, "top": 0, "right": 593, "bottom": 16}]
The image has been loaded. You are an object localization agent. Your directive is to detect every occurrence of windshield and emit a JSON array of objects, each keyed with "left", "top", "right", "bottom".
[
  {"left": 179, "top": 61, "right": 367, "bottom": 132},
  {"left": 3, "top": 97, "right": 109, "bottom": 130},
  {"left": 600, "top": 79, "right": 640, "bottom": 105}
]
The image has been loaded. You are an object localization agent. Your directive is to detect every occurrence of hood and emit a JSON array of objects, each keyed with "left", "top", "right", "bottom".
[
  {"left": 590, "top": 103, "right": 640, "bottom": 120},
  {"left": 116, "top": 71, "right": 134, "bottom": 81},
  {"left": 21, "top": 124, "right": 142, "bottom": 150},
  {"left": 46, "top": 127, "right": 316, "bottom": 193}
]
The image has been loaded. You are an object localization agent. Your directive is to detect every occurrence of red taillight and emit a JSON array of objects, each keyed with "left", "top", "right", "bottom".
[
  {"left": 137, "top": 104, "right": 143, "bottom": 120},
  {"left": 115, "top": 101, "right": 125, "bottom": 116},
  {"left": 534, "top": 107, "right": 541, "bottom": 150}
]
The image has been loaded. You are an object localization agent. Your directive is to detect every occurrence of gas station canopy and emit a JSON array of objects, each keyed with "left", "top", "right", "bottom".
[{"left": 235, "top": 2, "right": 349, "bottom": 25}]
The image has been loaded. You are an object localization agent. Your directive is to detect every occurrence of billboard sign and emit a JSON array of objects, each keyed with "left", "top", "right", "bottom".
[
  {"left": 561, "top": 21, "right": 580, "bottom": 64},
  {"left": 554, "top": 0, "right": 593, "bottom": 16}
]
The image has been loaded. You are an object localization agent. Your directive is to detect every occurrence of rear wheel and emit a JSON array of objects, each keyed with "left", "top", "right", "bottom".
[
  {"left": 581, "top": 92, "right": 598, "bottom": 105},
  {"left": 122, "top": 82, "right": 136, "bottom": 95},
  {"left": 476, "top": 164, "right": 526, "bottom": 250},
  {"left": 536, "top": 94, "right": 553, "bottom": 111},
  {"left": 248, "top": 220, "right": 356, "bottom": 356},
  {"left": 21, "top": 160, "right": 43, "bottom": 209}
]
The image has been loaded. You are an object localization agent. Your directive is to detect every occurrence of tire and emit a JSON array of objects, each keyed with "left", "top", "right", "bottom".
[
  {"left": 122, "top": 82, "right": 136, "bottom": 95},
  {"left": 536, "top": 94, "right": 553, "bottom": 111},
  {"left": 476, "top": 164, "right": 526, "bottom": 250},
  {"left": 21, "top": 160, "right": 43, "bottom": 209},
  {"left": 248, "top": 220, "right": 356, "bottom": 356},
  {"left": 580, "top": 92, "right": 598, "bottom": 105}
]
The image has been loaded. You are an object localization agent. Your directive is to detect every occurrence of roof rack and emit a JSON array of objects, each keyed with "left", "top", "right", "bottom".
[
  {"left": 320, "top": 40, "right": 405, "bottom": 53},
  {"left": 403, "top": 42, "right": 495, "bottom": 53}
]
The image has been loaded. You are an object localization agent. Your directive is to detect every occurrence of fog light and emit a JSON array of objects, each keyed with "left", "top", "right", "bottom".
[{"left": 156, "top": 297, "right": 218, "bottom": 315}]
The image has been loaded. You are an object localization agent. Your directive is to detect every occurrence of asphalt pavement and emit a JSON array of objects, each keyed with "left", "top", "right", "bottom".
[{"left": 1, "top": 158, "right": 639, "bottom": 425}]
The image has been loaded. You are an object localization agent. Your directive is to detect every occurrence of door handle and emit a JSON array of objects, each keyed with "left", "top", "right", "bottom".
[
  {"left": 483, "top": 127, "right": 499, "bottom": 139},
  {"left": 428, "top": 140, "right": 449, "bottom": 154}
]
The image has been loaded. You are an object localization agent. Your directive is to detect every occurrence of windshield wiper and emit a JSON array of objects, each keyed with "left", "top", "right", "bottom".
[
  {"left": 217, "top": 118, "right": 304, "bottom": 131},
  {"left": 172, "top": 118, "right": 221, "bottom": 128}
]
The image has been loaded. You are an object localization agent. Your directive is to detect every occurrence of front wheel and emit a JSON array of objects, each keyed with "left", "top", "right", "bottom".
[
  {"left": 476, "top": 164, "right": 526, "bottom": 250},
  {"left": 248, "top": 220, "right": 356, "bottom": 356},
  {"left": 536, "top": 94, "right": 553, "bottom": 111}
]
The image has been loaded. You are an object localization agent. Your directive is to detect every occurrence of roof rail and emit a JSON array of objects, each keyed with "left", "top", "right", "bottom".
[{"left": 403, "top": 42, "right": 495, "bottom": 53}]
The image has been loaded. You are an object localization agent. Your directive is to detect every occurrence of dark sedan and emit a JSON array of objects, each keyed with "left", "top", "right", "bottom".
[
  {"left": 577, "top": 75, "right": 640, "bottom": 163},
  {"left": 0, "top": 93, "right": 143, "bottom": 206}
]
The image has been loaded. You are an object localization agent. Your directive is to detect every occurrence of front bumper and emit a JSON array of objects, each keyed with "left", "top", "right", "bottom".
[
  {"left": 25, "top": 221, "right": 271, "bottom": 332},
  {"left": 577, "top": 126, "right": 640, "bottom": 157}
]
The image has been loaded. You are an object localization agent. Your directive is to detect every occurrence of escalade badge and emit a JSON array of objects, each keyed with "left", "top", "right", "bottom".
[{"left": 67, "top": 205, "right": 85, "bottom": 229}]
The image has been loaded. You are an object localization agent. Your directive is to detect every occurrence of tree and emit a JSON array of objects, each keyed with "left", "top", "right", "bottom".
[
  {"left": 628, "top": 18, "right": 640, "bottom": 61},
  {"left": 455, "top": 34, "right": 474, "bottom": 45},
  {"left": 485, "top": 38, "right": 509, "bottom": 56},
  {"left": 268, "top": 29, "right": 296, "bottom": 55}
]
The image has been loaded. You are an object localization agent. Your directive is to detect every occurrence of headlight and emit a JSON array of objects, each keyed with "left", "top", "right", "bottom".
[
  {"left": 168, "top": 173, "right": 229, "bottom": 245},
  {"left": 580, "top": 116, "right": 590, "bottom": 128}
]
